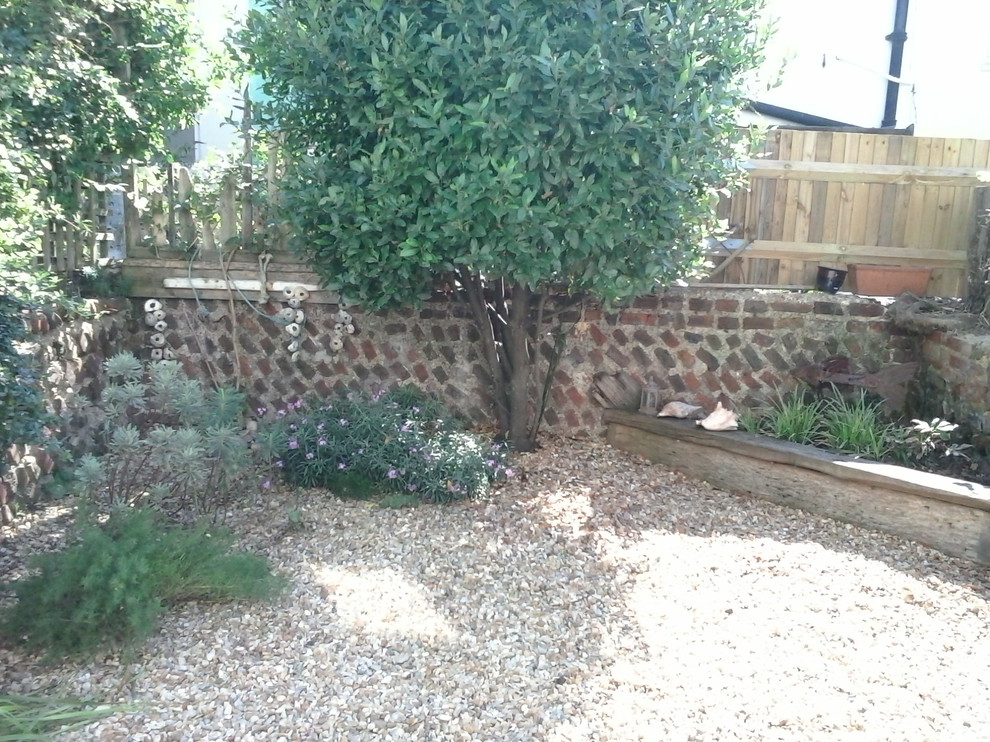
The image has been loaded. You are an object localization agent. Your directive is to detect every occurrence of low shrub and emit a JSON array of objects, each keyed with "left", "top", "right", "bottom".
[
  {"left": 256, "top": 387, "right": 509, "bottom": 503},
  {"left": 0, "top": 693, "right": 125, "bottom": 741},
  {"left": 0, "top": 507, "right": 284, "bottom": 659},
  {"left": 821, "top": 391, "right": 898, "bottom": 461},
  {"left": 741, "top": 388, "right": 824, "bottom": 445},
  {"left": 74, "top": 354, "right": 252, "bottom": 522}
]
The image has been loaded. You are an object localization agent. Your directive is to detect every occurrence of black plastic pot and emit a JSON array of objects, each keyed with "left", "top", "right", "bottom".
[{"left": 816, "top": 266, "right": 847, "bottom": 294}]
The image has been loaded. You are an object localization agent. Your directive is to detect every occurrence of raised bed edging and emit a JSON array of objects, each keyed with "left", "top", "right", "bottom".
[{"left": 604, "top": 409, "right": 990, "bottom": 565}]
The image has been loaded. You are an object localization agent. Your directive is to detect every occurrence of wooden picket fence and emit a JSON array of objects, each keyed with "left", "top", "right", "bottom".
[{"left": 711, "top": 129, "right": 990, "bottom": 297}]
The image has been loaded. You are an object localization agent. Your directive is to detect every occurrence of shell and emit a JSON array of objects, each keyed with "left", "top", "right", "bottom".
[
  {"left": 329, "top": 336, "right": 344, "bottom": 352},
  {"left": 144, "top": 299, "right": 163, "bottom": 313},
  {"left": 697, "top": 401, "right": 739, "bottom": 431},
  {"left": 287, "top": 340, "right": 300, "bottom": 353},
  {"left": 149, "top": 348, "right": 164, "bottom": 361},
  {"left": 154, "top": 320, "right": 168, "bottom": 333},
  {"left": 277, "top": 307, "right": 296, "bottom": 322},
  {"left": 335, "top": 310, "right": 352, "bottom": 324},
  {"left": 657, "top": 401, "right": 705, "bottom": 419},
  {"left": 285, "top": 322, "right": 301, "bottom": 337},
  {"left": 149, "top": 332, "right": 166, "bottom": 348}
]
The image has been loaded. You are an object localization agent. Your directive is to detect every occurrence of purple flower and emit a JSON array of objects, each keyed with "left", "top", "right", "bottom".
[
  {"left": 406, "top": 483, "right": 418, "bottom": 492},
  {"left": 256, "top": 406, "right": 267, "bottom": 416},
  {"left": 387, "top": 468, "right": 398, "bottom": 479},
  {"left": 339, "top": 418, "right": 349, "bottom": 426},
  {"left": 262, "top": 479, "right": 272, "bottom": 490},
  {"left": 306, "top": 452, "right": 315, "bottom": 460},
  {"left": 318, "top": 437, "right": 327, "bottom": 446},
  {"left": 505, "top": 468, "right": 514, "bottom": 477},
  {"left": 337, "top": 462, "right": 347, "bottom": 469},
  {"left": 317, "top": 422, "right": 325, "bottom": 431},
  {"left": 275, "top": 459, "right": 284, "bottom": 468},
  {"left": 288, "top": 438, "right": 299, "bottom": 450}
]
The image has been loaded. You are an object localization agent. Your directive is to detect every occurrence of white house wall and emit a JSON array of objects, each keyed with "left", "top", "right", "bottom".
[{"left": 757, "top": 0, "right": 990, "bottom": 138}]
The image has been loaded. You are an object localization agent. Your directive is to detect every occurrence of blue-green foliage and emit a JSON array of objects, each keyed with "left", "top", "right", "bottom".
[
  {"left": 0, "top": 507, "right": 285, "bottom": 659},
  {"left": 0, "top": 294, "right": 48, "bottom": 478},
  {"left": 256, "top": 387, "right": 510, "bottom": 503}
]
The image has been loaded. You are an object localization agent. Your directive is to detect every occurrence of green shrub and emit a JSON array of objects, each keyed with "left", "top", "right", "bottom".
[
  {"left": 255, "top": 387, "right": 510, "bottom": 503},
  {"left": 821, "top": 390, "right": 897, "bottom": 460},
  {"left": 0, "top": 294, "right": 49, "bottom": 479},
  {"left": 0, "top": 693, "right": 125, "bottom": 741},
  {"left": 0, "top": 507, "right": 284, "bottom": 659},
  {"left": 74, "top": 354, "right": 252, "bottom": 522},
  {"left": 742, "top": 388, "right": 825, "bottom": 445}
]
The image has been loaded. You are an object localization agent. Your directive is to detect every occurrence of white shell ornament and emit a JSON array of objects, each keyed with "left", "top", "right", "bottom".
[
  {"left": 149, "top": 348, "right": 164, "bottom": 361},
  {"left": 144, "top": 299, "right": 163, "bottom": 313},
  {"left": 335, "top": 310, "right": 352, "bottom": 324},
  {"left": 344, "top": 323, "right": 355, "bottom": 335},
  {"left": 152, "top": 309, "right": 166, "bottom": 321},
  {"left": 294, "top": 309, "right": 305, "bottom": 324},
  {"left": 285, "top": 322, "right": 301, "bottom": 337},
  {"left": 277, "top": 307, "right": 295, "bottom": 322},
  {"left": 697, "top": 401, "right": 739, "bottom": 431},
  {"left": 149, "top": 332, "right": 166, "bottom": 348},
  {"left": 657, "top": 401, "right": 705, "bottom": 419},
  {"left": 329, "top": 337, "right": 344, "bottom": 352},
  {"left": 287, "top": 297, "right": 302, "bottom": 308},
  {"left": 144, "top": 313, "right": 159, "bottom": 327},
  {"left": 163, "top": 348, "right": 176, "bottom": 360},
  {"left": 154, "top": 320, "right": 168, "bottom": 333},
  {"left": 287, "top": 340, "right": 300, "bottom": 353}
]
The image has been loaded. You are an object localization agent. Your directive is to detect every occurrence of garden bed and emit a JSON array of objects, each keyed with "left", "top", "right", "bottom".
[{"left": 604, "top": 409, "right": 990, "bottom": 565}]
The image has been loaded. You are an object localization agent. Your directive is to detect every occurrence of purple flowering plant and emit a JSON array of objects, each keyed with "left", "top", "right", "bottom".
[{"left": 253, "top": 386, "right": 510, "bottom": 503}]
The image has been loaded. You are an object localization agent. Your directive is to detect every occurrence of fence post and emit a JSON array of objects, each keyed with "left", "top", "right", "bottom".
[{"left": 967, "top": 186, "right": 990, "bottom": 312}]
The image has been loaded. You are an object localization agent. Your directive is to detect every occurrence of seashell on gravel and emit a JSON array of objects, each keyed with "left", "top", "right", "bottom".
[{"left": 2, "top": 437, "right": 990, "bottom": 741}]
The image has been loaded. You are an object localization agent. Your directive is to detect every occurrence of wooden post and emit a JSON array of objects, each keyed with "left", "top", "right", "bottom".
[{"left": 967, "top": 186, "right": 990, "bottom": 311}]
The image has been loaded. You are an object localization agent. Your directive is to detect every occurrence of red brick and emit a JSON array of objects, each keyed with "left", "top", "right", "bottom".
[
  {"left": 848, "top": 302, "right": 884, "bottom": 317},
  {"left": 718, "top": 317, "right": 741, "bottom": 331},
  {"left": 742, "top": 317, "right": 774, "bottom": 330},
  {"left": 769, "top": 301, "right": 812, "bottom": 313},
  {"left": 620, "top": 311, "right": 656, "bottom": 325},
  {"left": 688, "top": 315, "right": 714, "bottom": 328},
  {"left": 714, "top": 298, "right": 739, "bottom": 312},
  {"left": 683, "top": 372, "right": 702, "bottom": 391},
  {"left": 688, "top": 298, "right": 714, "bottom": 312}
]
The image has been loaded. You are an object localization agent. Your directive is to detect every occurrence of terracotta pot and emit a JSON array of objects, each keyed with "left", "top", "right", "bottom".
[{"left": 849, "top": 264, "right": 932, "bottom": 296}]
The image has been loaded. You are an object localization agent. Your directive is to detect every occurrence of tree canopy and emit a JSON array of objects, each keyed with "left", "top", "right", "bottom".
[
  {"left": 0, "top": 0, "right": 210, "bottom": 300},
  {"left": 243, "top": 0, "right": 766, "bottom": 444}
]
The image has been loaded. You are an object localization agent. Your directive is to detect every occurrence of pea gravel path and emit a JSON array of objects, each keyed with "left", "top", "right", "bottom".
[{"left": 2, "top": 437, "right": 990, "bottom": 741}]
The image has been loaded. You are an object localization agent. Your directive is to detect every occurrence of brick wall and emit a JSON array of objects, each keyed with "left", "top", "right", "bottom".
[
  {"left": 922, "top": 330, "right": 990, "bottom": 432},
  {"left": 147, "top": 288, "right": 915, "bottom": 437},
  {"left": 3, "top": 301, "right": 132, "bottom": 512}
]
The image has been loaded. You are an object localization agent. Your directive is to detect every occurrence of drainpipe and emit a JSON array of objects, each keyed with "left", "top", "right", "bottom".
[{"left": 882, "top": 0, "right": 910, "bottom": 128}]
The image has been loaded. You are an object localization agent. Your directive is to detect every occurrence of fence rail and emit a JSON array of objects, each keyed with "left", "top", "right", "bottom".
[{"left": 712, "top": 129, "right": 990, "bottom": 297}]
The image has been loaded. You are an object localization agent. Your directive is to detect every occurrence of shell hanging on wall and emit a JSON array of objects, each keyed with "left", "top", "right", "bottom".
[{"left": 144, "top": 299, "right": 163, "bottom": 313}]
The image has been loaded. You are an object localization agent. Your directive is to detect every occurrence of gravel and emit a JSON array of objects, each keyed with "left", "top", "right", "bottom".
[{"left": 2, "top": 436, "right": 990, "bottom": 741}]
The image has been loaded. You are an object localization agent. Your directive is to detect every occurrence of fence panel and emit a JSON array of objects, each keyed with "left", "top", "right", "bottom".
[{"left": 712, "top": 130, "right": 990, "bottom": 297}]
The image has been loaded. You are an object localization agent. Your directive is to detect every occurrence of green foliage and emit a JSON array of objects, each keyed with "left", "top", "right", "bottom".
[
  {"left": 0, "top": 693, "right": 125, "bottom": 741},
  {"left": 0, "top": 0, "right": 211, "bottom": 304},
  {"left": 821, "top": 391, "right": 898, "bottom": 461},
  {"left": 256, "top": 387, "right": 510, "bottom": 504},
  {"left": 0, "top": 294, "right": 49, "bottom": 478},
  {"left": 0, "top": 507, "right": 284, "bottom": 659},
  {"left": 743, "top": 386, "right": 900, "bottom": 461},
  {"left": 75, "top": 354, "right": 252, "bottom": 522},
  {"left": 889, "top": 417, "right": 973, "bottom": 465},
  {"left": 70, "top": 261, "right": 132, "bottom": 299},
  {"left": 240, "top": 0, "right": 767, "bottom": 444},
  {"left": 742, "top": 388, "right": 824, "bottom": 445}
]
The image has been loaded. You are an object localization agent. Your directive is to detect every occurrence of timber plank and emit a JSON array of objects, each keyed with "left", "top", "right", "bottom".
[{"left": 604, "top": 410, "right": 990, "bottom": 565}]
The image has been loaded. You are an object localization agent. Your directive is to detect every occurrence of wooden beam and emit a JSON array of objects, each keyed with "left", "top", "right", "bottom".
[
  {"left": 746, "top": 240, "right": 967, "bottom": 266},
  {"left": 744, "top": 159, "right": 990, "bottom": 186}
]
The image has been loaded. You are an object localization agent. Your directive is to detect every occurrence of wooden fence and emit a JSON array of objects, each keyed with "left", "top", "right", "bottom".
[
  {"left": 711, "top": 129, "right": 990, "bottom": 297},
  {"left": 37, "top": 179, "right": 115, "bottom": 274}
]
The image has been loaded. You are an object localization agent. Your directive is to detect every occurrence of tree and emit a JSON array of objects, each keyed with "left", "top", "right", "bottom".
[
  {"left": 242, "top": 0, "right": 766, "bottom": 448},
  {"left": 0, "top": 0, "right": 211, "bottom": 299}
]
